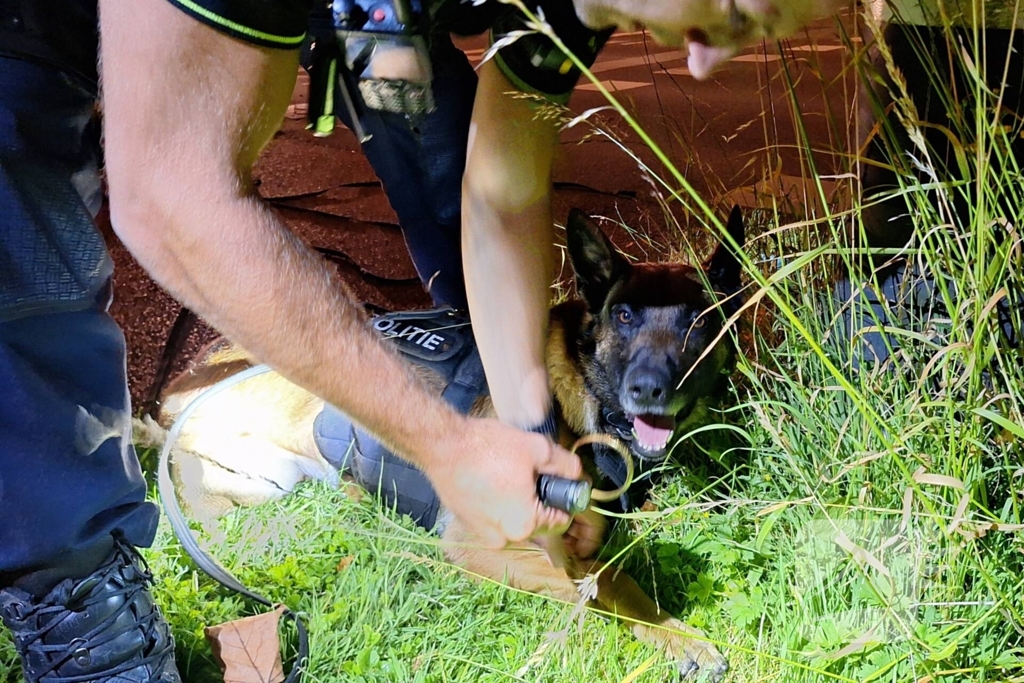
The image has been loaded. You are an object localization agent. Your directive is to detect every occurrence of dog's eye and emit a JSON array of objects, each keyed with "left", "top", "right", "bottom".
[
  {"left": 692, "top": 316, "right": 706, "bottom": 329},
  {"left": 615, "top": 306, "right": 633, "bottom": 326}
]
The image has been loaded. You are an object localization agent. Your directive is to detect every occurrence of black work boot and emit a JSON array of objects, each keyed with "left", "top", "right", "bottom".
[{"left": 0, "top": 536, "right": 181, "bottom": 682}]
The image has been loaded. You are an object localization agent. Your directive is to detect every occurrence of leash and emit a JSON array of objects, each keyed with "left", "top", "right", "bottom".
[
  {"left": 538, "top": 434, "right": 635, "bottom": 515},
  {"left": 157, "top": 363, "right": 309, "bottom": 683}
]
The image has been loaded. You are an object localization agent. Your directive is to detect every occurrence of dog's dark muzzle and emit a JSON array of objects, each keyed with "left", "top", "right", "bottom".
[
  {"left": 616, "top": 363, "right": 699, "bottom": 464},
  {"left": 621, "top": 364, "right": 675, "bottom": 413}
]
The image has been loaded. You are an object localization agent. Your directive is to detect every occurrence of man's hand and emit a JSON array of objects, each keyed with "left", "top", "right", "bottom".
[{"left": 425, "top": 417, "right": 582, "bottom": 549}]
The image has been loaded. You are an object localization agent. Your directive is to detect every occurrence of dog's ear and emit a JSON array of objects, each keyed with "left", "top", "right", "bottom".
[
  {"left": 566, "top": 209, "right": 629, "bottom": 311},
  {"left": 706, "top": 205, "right": 744, "bottom": 292}
]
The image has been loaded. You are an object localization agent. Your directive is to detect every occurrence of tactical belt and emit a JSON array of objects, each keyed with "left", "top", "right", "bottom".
[{"left": 358, "top": 79, "right": 435, "bottom": 116}]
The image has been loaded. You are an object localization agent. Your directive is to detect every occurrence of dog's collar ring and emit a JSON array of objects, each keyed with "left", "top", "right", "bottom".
[{"left": 570, "top": 433, "right": 634, "bottom": 504}]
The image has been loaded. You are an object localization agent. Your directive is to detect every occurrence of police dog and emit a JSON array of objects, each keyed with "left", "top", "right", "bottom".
[{"left": 153, "top": 208, "right": 743, "bottom": 680}]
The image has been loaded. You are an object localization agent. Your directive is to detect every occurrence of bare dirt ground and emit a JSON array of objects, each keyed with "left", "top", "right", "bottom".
[{"left": 104, "top": 19, "right": 856, "bottom": 409}]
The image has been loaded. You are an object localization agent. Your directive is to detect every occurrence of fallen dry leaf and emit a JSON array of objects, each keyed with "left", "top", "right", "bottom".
[
  {"left": 336, "top": 556, "right": 355, "bottom": 571},
  {"left": 205, "top": 605, "right": 287, "bottom": 683}
]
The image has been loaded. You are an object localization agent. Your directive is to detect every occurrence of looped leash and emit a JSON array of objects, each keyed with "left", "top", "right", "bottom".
[
  {"left": 571, "top": 434, "right": 634, "bottom": 504},
  {"left": 538, "top": 434, "right": 634, "bottom": 515},
  {"left": 157, "top": 364, "right": 309, "bottom": 683}
]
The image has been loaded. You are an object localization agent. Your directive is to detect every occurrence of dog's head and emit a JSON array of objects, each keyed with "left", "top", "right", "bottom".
[{"left": 566, "top": 207, "right": 744, "bottom": 463}]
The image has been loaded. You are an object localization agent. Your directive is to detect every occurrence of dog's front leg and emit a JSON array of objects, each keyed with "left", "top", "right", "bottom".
[
  {"left": 442, "top": 518, "right": 587, "bottom": 602},
  {"left": 443, "top": 518, "right": 728, "bottom": 679},
  {"left": 570, "top": 559, "right": 729, "bottom": 680}
]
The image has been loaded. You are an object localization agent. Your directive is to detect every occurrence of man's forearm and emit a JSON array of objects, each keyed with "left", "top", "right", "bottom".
[
  {"left": 121, "top": 192, "right": 464, "bottom": 468},
  {"left": 462, "top": 61, "right": 561, "bottom": 429},
  {"left": 463, "top": 186, "right": 554, "bottom": 429}
]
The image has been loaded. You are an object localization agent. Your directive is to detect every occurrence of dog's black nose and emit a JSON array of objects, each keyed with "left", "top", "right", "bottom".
[{"left": 624, "top": 368, "right": 672, "bottom": 408}]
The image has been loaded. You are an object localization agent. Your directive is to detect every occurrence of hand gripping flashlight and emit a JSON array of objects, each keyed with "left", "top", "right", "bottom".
[{"left": 535, "top": 435, "right": 634, "bottom": 515}]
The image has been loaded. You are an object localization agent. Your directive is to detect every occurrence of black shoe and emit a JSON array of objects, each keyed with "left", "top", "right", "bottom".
[
  {"left": 0, "top": 536, "right": 181, "bottom": 683},
  {"left": 834, "top": 260, "right": 1021, "bottom": 368}
]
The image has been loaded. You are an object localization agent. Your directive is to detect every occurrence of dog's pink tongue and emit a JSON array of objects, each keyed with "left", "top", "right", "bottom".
[
  {"left": 633, "top": 414, "right": 676, "bottom": 449},
  {"left": 686, "top": 38, "right": 737, "bottom": 80}
]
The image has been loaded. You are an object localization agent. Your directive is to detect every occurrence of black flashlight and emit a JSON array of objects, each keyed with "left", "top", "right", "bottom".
[{"left": 536, "top": 475, "right": 592, "bottom": 515}]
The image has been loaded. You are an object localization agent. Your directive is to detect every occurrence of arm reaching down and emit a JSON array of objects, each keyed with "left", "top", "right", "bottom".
[
  {"left": 98, "top": 0, "right": 580, "bottom": 547},
  {"left": 462, "top": 59, "right": 561, "bottom": 431}
]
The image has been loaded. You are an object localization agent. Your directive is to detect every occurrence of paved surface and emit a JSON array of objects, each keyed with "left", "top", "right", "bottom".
[{"left": 107, "top": 14, "right": 862, "bottom": 405}]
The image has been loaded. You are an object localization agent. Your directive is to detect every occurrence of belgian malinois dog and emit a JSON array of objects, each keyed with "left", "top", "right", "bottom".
[{"left": 151, "top": 208, "right": 744, "bottom": 679}]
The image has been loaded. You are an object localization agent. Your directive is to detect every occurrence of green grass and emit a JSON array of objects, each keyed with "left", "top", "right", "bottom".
[
  {"left": 5, "top": 481, "right": 742, "bottom": 683},
  {"left": 4, "top": 4, "right": 1024, "bottom": 682}
]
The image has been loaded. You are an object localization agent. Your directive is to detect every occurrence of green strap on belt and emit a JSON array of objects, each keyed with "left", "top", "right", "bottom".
[{"left": 313, "top": 57, "right": 338, "bottom": 137}]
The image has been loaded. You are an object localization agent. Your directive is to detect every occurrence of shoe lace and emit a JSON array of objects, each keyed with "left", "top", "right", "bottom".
[{"left": 15, "top": 536, "right": 175, "bottom": 683}]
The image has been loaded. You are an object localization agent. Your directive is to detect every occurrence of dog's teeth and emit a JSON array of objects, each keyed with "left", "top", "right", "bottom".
[
  {"left": 635, "top": 434, "right": 668, "bottom": 451},
  {"left": 632, "top": 414, "right": 675, "bottom": 453}
]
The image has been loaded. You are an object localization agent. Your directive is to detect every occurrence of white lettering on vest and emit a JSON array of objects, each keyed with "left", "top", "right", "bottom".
[
  {"left": 397, "top": 325, "right": 426, "bottom": 343},
  {"left": 374, "top": 319, "right": 451, "bottom": 351},
  {"left": 422, "top": 334, "right": 444, "bottom": 351},
  {"left": 373, "top": 318, "right": 397, "bottom": 333}
]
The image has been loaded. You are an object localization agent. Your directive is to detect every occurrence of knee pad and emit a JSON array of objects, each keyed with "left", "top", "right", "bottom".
[
  {"left": 312, "top": 308, "right": 484, "bottom": 532},
  {"left": 314, "top": 403, "right": 441, "bottom": 531}
]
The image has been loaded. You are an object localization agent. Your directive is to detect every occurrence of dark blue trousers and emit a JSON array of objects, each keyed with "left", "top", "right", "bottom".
[
  {"left": 0, "top": 57, "right": 158, "bottom": 588},
  {"left": 336, "top": 35, "right": 477, "bottom": 310}
]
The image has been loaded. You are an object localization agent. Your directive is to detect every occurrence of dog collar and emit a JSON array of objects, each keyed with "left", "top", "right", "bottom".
[{"left": 601, "top": 408, "right": 634, "bottom": 442}]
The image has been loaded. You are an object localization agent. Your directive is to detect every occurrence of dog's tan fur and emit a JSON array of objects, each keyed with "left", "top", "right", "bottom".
[{"left": 157, "top": 342, "right": 331, "bottom": 519}]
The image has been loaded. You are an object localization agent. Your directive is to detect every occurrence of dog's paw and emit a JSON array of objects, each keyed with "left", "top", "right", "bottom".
[{"left": 663, "top": 620, "right": 729, "bottom": 681}]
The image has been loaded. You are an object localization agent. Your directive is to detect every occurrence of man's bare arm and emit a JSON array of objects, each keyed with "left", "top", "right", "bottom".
[
  {"left": 462, "top": 60, "right": 561, "bottom": 430},
  {"left": 99, "top": 0, "right": 580, "bottom": 546}
]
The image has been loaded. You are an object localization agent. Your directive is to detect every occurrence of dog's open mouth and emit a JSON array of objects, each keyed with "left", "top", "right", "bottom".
[{"left": 630, "top": 413, "right": 677, "bottom": 460}]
